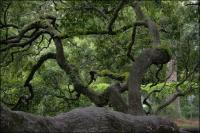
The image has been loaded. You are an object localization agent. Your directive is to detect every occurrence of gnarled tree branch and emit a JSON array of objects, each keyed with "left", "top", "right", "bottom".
[
  {"left": 12, "top": 52, "right": 56, "bottom": 110},
  {"left": 128, "top": 48, "right": 170, "bottom": 115},
  {"left": 131, "top": 2, "right": 160, "bottom": 45}
]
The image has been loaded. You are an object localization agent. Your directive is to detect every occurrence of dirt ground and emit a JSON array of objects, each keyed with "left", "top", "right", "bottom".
[{"left": 175, "top": 119, "right": 199, "bottom": 128}]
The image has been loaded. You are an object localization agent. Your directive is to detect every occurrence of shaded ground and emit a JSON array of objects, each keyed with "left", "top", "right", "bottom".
[{"left": 175, "top": 119, "right": 199, "bottom": 128}]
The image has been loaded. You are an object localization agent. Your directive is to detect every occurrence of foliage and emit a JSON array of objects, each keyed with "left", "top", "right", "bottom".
[{"left": 0, "top": 0, "right": 199, "bottom": 117}]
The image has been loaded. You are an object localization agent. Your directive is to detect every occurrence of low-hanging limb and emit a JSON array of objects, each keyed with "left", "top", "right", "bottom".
[
  {"left": 1, "top": 23, "right": 132, "bottom": 47},
  {"left": 34, "top": 19, "right": 128, "bottom": 111},
  {"left": 4, "top": 3, "right": 169, "bottom": 114},
  {"left": 0, "top": 30, "right": 48, "bottom": 52},
  {"left": 37, "top": 18, "right": 128, "bottom": 112},
  {"left": 1, "top": 34, "right": 47, "bottom": 67},
  {"left": 0, "top": 19, "right": 53, "bottom": 47},
  {"left": 1, "top": 16, "right": 128, "bottom": 112},
  {"left": 12, "top": 52, "right": 56, "bottom": 110},
  {"left": 60, "top": 1, "right": 171, "bottom": 115}
]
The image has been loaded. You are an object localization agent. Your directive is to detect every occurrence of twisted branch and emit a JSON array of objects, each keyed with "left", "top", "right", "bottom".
[{"left": 12, "top": 52, "right": 56, "bottom": 110}]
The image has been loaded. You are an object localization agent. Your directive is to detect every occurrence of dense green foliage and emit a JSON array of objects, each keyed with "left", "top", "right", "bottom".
[{"left": 0, "top": 0, "right": 199, "bottom": 118}]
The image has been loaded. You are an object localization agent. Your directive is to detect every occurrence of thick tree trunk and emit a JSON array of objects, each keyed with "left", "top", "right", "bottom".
[
  {"left": 0, "top": 104, "right": 180, "bottom": 133},
  {"left": 128, "top": 48, "right": 170, "bottom": 115}
]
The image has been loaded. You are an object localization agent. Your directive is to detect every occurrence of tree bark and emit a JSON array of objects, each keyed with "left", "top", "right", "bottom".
[
  {"left": 128, "top": 48, "right": 171, "bottom": 115},
  {"left": 0, "top": 104, "right": 180, "bottom": 133}
]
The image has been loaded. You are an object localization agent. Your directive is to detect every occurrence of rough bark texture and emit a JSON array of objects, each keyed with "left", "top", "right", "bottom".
[
  {"left": 1, "top": 2, "right": 171, "bottom": 115},
  {"left": 1, "top": 104, "right": 179, "bottom": 133},
  {"left": 128, "top": 48, "right": 170, "bottom": 115}
]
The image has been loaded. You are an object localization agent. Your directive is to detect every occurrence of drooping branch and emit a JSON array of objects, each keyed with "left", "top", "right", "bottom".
[
  {"left": 0, "top": 30, "right": 48, "bottom": 52},
  {"left": 2, "top": 16, "right": 128, "bottom": 112},
  {"left": 59, "top": 51, "right": 126, "bottom": 112},
  {"left": 1, "top": 35, "right": 52, "bottom": 67},
  {"left": 24, "top": 53, "right": 56, "bottom": 86},
  {"left": 12, "top": 52, "right": 56, "bottom": 110},
  {"left": 51, "top": 35, "right": 105, "bottom": 106},
  {"left": 31, "top": 18, "right": 128, "bottom": 112},
  {"left": 0, "top": 19, "right": 51, "bottom": 45},
  {"left": 3, "top": 3, "right": 171, "bottom": 115},
  {"left": 87, "top": 70, "right": 128, "bottom": 112},
  {"left": 0, "top": 19, "right": 52, "bottom": 52}
]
